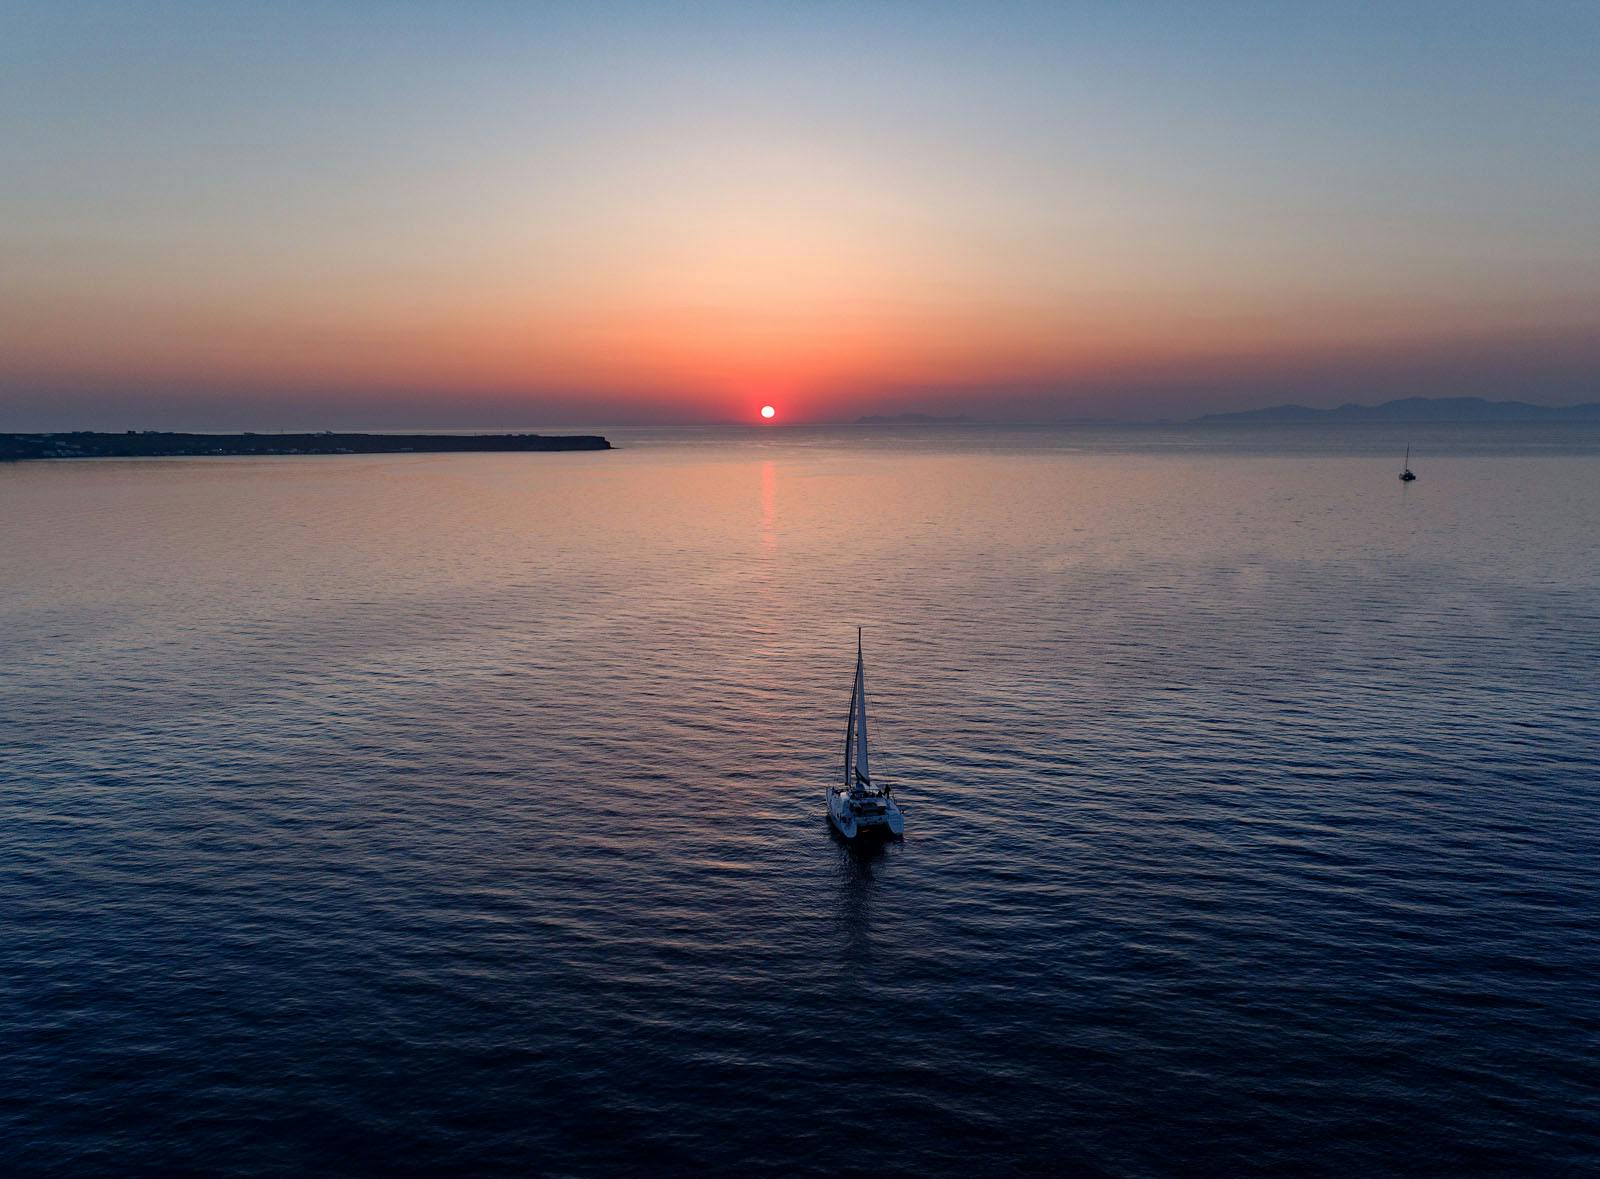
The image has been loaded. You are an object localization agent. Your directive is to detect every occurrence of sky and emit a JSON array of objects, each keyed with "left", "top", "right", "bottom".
[{"left": 2, "top": 1, "right": 1597, "bottom": 427}]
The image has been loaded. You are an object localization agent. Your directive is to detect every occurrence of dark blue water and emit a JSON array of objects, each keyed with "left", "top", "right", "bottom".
[{"left": 3, "top": 425, "right": 1598, "bottom": 1176}]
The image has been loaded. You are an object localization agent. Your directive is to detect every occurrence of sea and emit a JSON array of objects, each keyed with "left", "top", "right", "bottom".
[{"left": 2, "top": 422, "right": 1597, "bottom": 1178}]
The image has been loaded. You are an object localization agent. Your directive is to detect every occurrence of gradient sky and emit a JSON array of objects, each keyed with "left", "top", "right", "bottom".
[{"left": 3, "top": 1, "right": 1597, "bottom": 426}]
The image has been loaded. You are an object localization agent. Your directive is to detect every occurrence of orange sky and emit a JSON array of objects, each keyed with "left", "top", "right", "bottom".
[{"left": 3, "top": 3, "right": 1597, "bottom": 426}]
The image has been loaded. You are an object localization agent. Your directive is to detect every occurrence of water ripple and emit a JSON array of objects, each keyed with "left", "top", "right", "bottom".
[{"left": 2, "top": 432, "right": 1598, "bottom": 1176}]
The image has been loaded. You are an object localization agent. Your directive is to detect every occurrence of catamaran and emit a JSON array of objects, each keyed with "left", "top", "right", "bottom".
[
  {"left": 1399, "top": 444, "right": 1417, "bottom": 482},
  {"left": 828, "top": 630, "right": 905, "bottom": 840}
]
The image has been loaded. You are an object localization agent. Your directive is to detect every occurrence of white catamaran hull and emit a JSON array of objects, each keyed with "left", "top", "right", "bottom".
[{"left": 827, "top": 789, "right": 904, "bottom": 840}]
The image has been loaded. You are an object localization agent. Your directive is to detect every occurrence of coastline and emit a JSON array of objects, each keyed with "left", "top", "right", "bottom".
[{"left": 0, "top": 431, "right": 612, "bottom": 461}]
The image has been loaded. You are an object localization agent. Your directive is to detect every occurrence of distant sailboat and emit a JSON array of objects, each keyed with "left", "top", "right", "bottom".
[
  {"left": 1399, "top": 444, "right": 1417, "bottom": 482},
  {"left": 828, "top": 630, "right": 904, "bottom": 840}
]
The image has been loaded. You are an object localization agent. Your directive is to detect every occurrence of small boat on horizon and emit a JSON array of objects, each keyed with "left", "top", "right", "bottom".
[
  {"left": 1399, "top": 444, "right": 1417, "bottom": 482},
  {"left": 828, "top": 629, "right": 904, "bottom": 841}
]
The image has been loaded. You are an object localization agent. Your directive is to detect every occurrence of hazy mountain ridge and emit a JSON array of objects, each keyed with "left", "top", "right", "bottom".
[
  {"left": 1196, "top": 397, "right": 1600, "bottom": 424},
  {"left": 855, "top": 412, "right": 973, "bottom": 424}
]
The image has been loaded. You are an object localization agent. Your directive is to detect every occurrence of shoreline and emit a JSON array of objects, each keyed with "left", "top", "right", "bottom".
[{"left": 0, "top": 431, "right": 612, "bottom": 461}]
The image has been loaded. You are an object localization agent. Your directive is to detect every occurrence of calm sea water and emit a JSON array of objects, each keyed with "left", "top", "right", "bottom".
[{"left": 3, "top": 424, "right": 1598, "bottom": 1177}]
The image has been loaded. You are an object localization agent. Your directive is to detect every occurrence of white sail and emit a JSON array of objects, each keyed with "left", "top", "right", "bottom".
[
  {"left": 844, "top": 653, "right": 858, "bottom": 789},
  {"left": 853, "top": 633, "right": 870, "bottom": 786}
]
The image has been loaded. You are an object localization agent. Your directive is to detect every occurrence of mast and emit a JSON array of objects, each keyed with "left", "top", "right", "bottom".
[{"left": 1404, "top": 444, "right": 1410, "bottom": 469}]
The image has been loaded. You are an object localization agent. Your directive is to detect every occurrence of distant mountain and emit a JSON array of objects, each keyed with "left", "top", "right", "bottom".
[
  {"left": 855, "top": 412, "right": 973, "bottom": 424},
  {"left": 1195, "top": 397, "right": 1600, "bottom": 424}
]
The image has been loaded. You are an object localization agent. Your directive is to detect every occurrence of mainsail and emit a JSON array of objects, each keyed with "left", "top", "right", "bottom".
[
  {"left": 844, "top": 653, "right": 857, "bottom": 789},
  {"left": 844, "top": 629, "right": 871, "bottom": 789}
]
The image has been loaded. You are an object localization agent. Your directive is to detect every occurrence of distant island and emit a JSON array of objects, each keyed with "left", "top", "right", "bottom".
[
  {"left": 855, "top": 412, "right": 973, "bottom": 424},
  {"left": 0, "top": 431, "right": 612, "bottom": 462},
  {"left": 1194, "top": 396, "right": 1600, "bottom": 425}
]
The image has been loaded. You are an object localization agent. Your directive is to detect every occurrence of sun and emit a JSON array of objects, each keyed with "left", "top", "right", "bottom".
[{"left": 760, "top": 405, "right": 776, "bottom": 420}]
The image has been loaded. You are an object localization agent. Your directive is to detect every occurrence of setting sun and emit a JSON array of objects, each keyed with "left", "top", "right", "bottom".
[{"left": 760, "top": 405, "right": 776, "bottom": 420}]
